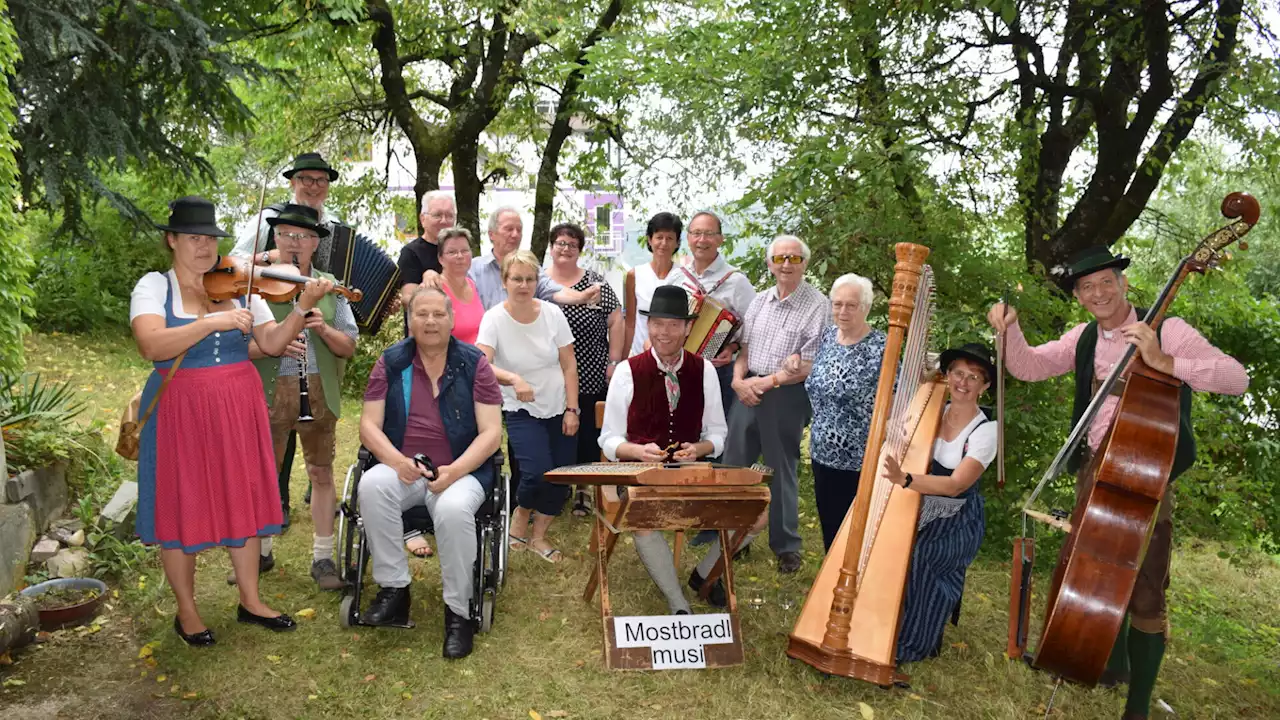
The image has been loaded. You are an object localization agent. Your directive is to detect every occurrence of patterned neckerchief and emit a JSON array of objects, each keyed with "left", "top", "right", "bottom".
[{"left": 652, "top": 349, "right": 684, "bottom": 413}]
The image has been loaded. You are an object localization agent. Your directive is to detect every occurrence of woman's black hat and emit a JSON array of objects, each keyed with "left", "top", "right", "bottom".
[
  {"left": 1053, "top": 246, "right": 1131, "bottom": 291},
  {"left": 640, "top": 285, "right": 697, "bottom": 320},
  {"left": 939, "top": 342, "right": 996, "bottom": 383},
  {"left": 266, "top": 203, "right": 330, "bottom": 238},
  {"left": 153, "top": 196, "right": 231, "bottom": 237},
  {"left": 282, "top": 152, "right": 339, "bottom": 181}
]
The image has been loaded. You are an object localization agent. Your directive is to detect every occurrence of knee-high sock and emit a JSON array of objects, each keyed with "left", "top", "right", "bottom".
[
  {"left": 1105, "top": 615, "right": 1131, "bottom": 678},
  {"left": 695, "top": 530, "right": 760, "bottom": 579},
  {"left": 633, "top": 533, "right": 690, "bottom": 614},
  {"left": 1125, "top": 628, "right": 1166, "bottom": 717}
]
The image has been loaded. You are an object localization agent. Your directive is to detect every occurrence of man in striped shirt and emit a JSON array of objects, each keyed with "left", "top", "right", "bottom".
[
  {"left": 719, "top": 235, "right": 830, "bottom": 575},
  {"left": 989, "top": 246, "right": 1248, "bottom": 720}
]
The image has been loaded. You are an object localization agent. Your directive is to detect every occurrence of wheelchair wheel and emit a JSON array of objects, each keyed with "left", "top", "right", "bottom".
[
  {"left": 336, "top": 464, "right": 357, "bottom": 582},
  {"left": 339, "top": 594, "right": 356, "bottom": 628},
  {"left": 496, "top": 478, "right": 510, "bottom": 589}
]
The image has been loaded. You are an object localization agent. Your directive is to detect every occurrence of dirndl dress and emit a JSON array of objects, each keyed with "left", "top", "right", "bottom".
[
  {"left": 895, "top": 431, "right": 988, "bottom": 663},
  {"left": 135, "top": 288, "right": 283, "bottom": 553}
]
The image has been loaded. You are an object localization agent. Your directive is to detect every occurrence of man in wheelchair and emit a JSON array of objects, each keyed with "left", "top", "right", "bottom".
[{"left": 357, "top": 287, "right": 503, "bottom": 658}]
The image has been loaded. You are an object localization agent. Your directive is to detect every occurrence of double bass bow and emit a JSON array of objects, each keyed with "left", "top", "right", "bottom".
[{"left": 1017, "top": 192, "right": 1260, "bottom": 686}]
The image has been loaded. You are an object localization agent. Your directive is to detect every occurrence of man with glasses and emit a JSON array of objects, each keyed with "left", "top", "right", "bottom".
[
  {"left": 718, "top": 235, "right": 829, "bottom": 575},
  {"left": 241, "top": 204, "right": 359, "bottom": 592},
  {"left": 234, "top": 153, "right": 343, "bottom": 272},
  {"left": 398, "top": 191, "right": 458, "bottom": 308}
]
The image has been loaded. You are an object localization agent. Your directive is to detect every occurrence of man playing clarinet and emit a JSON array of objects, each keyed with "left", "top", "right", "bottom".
[
  {"left": 988, "top": 246, "right": 1248, "bottom": 720},
  {"left": 598, "top": 285, "right": 730, "bottom": 614},
  {"left": 238, "top": 204, "right": 358, "bottom": 592}
]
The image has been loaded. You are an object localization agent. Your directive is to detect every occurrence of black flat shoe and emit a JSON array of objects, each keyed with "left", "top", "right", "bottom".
[
  {"left": 236, "top": 605, "right": 297, "bottom": 632},
  {"left": 687, "top": 569, "right": 727, "bottom": 609},
  {"left": 174, "top": 616, "right": 215, "bottom": 646},
  {"left": 442, "top": 607, "right": 474, "bottom": 659},
  {"left": 364, "top": 586, "right": 412, "bottom": 627}
]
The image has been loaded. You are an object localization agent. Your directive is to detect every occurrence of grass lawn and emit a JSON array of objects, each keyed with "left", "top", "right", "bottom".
[{"left": 3, "top": 331, "right": 1278, "bottom": 719}]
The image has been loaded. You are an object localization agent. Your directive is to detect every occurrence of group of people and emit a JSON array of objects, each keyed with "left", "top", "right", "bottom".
[{"left": 129, "top": 151, "right": 1247, "bottom": 720}]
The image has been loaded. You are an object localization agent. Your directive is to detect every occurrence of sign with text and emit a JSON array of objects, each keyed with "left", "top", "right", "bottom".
[{"left": 613, "top": 614, "right": 734, "bottom": 669}]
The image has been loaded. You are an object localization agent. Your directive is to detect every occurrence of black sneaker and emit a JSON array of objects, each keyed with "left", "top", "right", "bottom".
[
  {"left": 364, "top": 586, "right": 411, "bottom": 626},
  {"left": 687, "top": 569, "right": 727, "bottom": 608},
  {"left": 310, "top": 559, "right": 344, "bottom": 591},
  {"left": 777, "top": 551, "right": 803, "bottom": 574}
]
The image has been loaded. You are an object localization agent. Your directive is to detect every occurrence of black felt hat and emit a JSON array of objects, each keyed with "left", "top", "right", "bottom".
[
  {"left": 282, "top": 152, "right": 339, "bottom": 181},
  {"left": 939, "top": 342, "right": 996, "bottom": 384},
  {"left": 639, "top": 285, "right": 697, "bottom": 320},
  {"left": 266, "top": 203, "right": 330, "bottom": 238},
  {"left": 1053, "top": 246, "right": 1131, "bottom": 291},
  {"left": 153, "top": 196, "right": 231, "bottom": 237}
]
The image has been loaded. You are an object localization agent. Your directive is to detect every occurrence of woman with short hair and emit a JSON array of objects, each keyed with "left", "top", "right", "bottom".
[
  {"left": 546, "top": 223, "right": 624, "bottom": 516},
  {"left": 803, "top": 273, "right": 885, "bottom": 550},
  {"left": 436, "top": 227, "right": 484, "bottom": 345},
  {"left": 129, "top": 196, "right": 328, "bottom": 645},
  {"left": 880, "top": 342, "right": 998, "bottom": 663},
  {"left": 476, "top": 250, "right": 580, "bottom": 562},
  {"left": 624, "top": 212, "right": 682, "bottom": 357}
]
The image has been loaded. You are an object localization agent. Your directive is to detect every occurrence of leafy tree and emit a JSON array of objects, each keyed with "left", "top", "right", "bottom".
[{"left": 0, "top": 1, "right": 31, "bottom": 374}]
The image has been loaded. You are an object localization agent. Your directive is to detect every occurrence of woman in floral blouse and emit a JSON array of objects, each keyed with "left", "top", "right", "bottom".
[{"left": 803, "top": 273, "right": 885, "bottom": 550}]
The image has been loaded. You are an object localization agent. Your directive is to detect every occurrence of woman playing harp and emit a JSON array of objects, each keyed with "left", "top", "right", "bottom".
[{"left": 878, "top": 342, "right": 997, "bottom": 662}]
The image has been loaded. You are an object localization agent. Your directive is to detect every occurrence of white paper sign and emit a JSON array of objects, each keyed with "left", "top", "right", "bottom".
[{"left": 614, "top": 614, "right": 734, "bottom": 670}]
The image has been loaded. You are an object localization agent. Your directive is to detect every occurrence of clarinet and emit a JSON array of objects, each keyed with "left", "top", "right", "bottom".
[{"left": 292, "top": 254, "right": 315, "bottom": 423}]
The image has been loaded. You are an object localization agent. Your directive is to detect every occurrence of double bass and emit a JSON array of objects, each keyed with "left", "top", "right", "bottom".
[{"left": 1014, "top": 192, "right": 1260, "bottom": 685}]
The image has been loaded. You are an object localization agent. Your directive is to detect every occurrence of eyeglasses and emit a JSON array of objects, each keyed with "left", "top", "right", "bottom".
[
  {"left": 507, "top": 275, "right": 538, "bottom": 285},
  {"left": 293, "top": 176, "right": 330, "bottom": 188},
  {"left": 948, "top": 368, "right": 986, "bottom": 384},
  {"left": 442, "top": 249, "right": 471, "bottom": 258},
  {"left": 831, "top": 301, "right": 861, "bottom": 311},
  {"left": 688, "top": 230, "right": 722, "bottom": 240},
  {"left": 277, "top": 232, "right": 319, "bottom": 242},
  {"left": 551, "top": 240, "right": 579, "bottom": 250},
  {"left": 771, "top": 254, "right": 805, "bottom": 265},
  {"left": 427, "top": 212, "right": 456, "bottom": 221}
]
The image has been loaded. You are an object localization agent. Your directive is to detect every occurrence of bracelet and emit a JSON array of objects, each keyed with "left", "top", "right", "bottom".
[
  {"left": 903, "top": 473, "right": 914, "bottom": 488},
  {"left": 771, "top": 374, "right": 781, "bottom": 389},
  {"left": 608, "top": 360, "right": 620, "bottom": 367},
  {"left": 565, "top": 407, "right": 581, "bottom": 416}
]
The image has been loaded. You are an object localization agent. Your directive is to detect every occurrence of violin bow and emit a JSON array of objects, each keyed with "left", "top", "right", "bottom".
[{"left": 243, "top": 167, "right": 275, "bottom": 310}]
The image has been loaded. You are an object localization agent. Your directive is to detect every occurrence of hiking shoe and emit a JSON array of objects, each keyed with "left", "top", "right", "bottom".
[{"left": 311, "top": 559, "right": 344, "bottom": 591}]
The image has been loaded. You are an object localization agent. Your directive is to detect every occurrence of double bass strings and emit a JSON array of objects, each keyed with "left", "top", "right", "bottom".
[{"left": 858, "top": 265, "right": 936, "bottom": 579}]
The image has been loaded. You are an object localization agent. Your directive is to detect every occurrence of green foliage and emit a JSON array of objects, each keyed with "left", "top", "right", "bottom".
[
  {"left": 71, "top": 450, "right": 152, "bottom": 580},
  {"left": 0, "top": 5, "right": 31, "bottom": 375},
  {"left": 341, "top": 315, "right": 403, "bottom": 399},
  {"left": 0, "top": 370, "right": 87, "bottom": 429}
]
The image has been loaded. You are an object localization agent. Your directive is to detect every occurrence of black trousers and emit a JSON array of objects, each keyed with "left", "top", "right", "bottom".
[{"left": 811, "top": 460, "right": 861, "bottom": 552}]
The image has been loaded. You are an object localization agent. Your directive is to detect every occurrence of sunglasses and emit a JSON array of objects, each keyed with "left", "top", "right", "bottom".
[{"left": 771, "top": 254, "right": 805, "bottom": 265}]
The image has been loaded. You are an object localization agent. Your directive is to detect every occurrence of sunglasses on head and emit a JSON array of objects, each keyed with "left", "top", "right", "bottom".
[{"left": 771, "top": 254, "right": 805, "bottom": 265}]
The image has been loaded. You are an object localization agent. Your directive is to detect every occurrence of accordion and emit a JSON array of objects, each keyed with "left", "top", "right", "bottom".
[
  {"left": 685, "top": 295, "right": 739, "bottom": 359},
  {"left": 328, "top": 224, "right": 400, "bottom": 335}
]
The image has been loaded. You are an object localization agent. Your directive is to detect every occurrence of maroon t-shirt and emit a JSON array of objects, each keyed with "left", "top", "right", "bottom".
[{"left": 364, "top": 352, "right": 502, "bottom": 464}]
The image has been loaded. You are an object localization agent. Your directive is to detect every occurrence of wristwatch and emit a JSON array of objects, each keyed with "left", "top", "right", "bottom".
[
  {"left": 771, "top": 374, "right": 781, "bottom": 389},
  {"left": 903, "top": 473, "right": 914, "bottom": 488},
  {"left": 608, "top": 360, "right": 620, "bottom": 367},
  {"left": 258, "top": 251, "right": 270, "bottom": 265},
  {"left": 565, "top": 407, "right": 581, "bottom": 416}
]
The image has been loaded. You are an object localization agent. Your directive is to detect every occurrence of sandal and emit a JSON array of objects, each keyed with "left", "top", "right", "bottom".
[
  {"left": 508, "top": 534, "right": 529, "bottom": 551},
  {"left": 571, "top": 491, "right": 590, "bottom": 518},
  {"left": 405, "top": 535, "right": 434, "bottom": 558},
  {"left": 530, "top": 540, "right": 563, "bottom": 564}
]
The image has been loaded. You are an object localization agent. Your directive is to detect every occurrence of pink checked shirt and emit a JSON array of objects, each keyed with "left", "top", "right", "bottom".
[{"left": 1005, "top": 305, "right": 1249, "bottom": 450}]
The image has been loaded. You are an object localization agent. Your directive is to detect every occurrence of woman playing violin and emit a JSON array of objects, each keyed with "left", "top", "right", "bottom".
[{"left": 129, "top": 196, "right": 332, "bottom": 646}]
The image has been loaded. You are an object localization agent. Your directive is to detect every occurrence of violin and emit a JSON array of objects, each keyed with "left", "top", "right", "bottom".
[
  {"left": 1026, "top": 192, "right": 1260, "bottom": 686},
  {"left": 203, "top": 255, "right": 364, "bottom": 304}
]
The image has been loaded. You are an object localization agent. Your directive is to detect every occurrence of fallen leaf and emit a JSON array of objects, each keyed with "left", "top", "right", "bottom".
[
  {"left": 1202, "top": 678, "right": 1220, "bottom": 686},
  {"left": 546, "top": 711, "right": 569, "bottom": 718},
  {"left": 0, "top": 652, "right": 12, "bottom": 666},
  {"left": 274, "top": 593, "right": 286, "bottom": 600},
  {"left": 295, "top": 608, "right": 317, "bottom": 620},
  {"left": 908, "top": 693, "right": 923, "bottom": 701},
  {"left": 2, "top": 678, "right": 26, "bottom": 687},
  {"left": 530, "top": 711, "right": 543, "bottom": 720},
  {"left": 266, "top": 655, "right": 282, "bottom": 664},
  {"left": 364, "top": 674, "right": 376, "bottom": 683},
  {"left": 858, "top": 701, "right": 874, "bottom": 719},
  {"left": 393, "top": 681, "right": 406, "bottom": 688},
  {"left": 538, "top": 609, "right": 552, "bottom": 622},
  {"left": 340, "top": 650, "right": 351, "bottom": 660},
  {"left": 650, "top": 705, "right": 662, "bottom": 711},
  {"left": 138, "top": 641, "right": 160, "bottom": 659},
  {"left": 308, "top": 695, "right": 318, "bottom": 701},
  {"left": 156, "top": 675, "right": 167, "bottom": 683},
  {"left": 182, "top": 692, "right": 198, "bottom": 700},
  {"left": 402, "top": 692, "right": 413, "bottom": 700},
  {"left": 950, "top": 641, "right": 968, "bottom": 651},
  {"left": 573, "top": 660, "right": 585, "bottom": 668}
]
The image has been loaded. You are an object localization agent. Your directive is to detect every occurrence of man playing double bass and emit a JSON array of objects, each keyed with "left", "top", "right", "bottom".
[{"left": 988, "top": 246, "right": 1248, "bottom": 720}]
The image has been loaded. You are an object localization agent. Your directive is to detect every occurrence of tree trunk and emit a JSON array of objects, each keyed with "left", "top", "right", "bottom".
[
  {"left": 0, "top": 595, "right": 38, "bottom": 654},
  {"left": 451, "top": 138, "right": 483, "bottom": 251}
]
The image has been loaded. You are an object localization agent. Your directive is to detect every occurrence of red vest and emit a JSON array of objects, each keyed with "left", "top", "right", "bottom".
[{"left": 626, "top": 350, "right": 705, "bottom": 448}]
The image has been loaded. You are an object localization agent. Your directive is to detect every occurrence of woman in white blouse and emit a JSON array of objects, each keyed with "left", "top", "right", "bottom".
[
  {"left": 476, "top": 250, "right": 580, "bottom": 562},
  {"left": 623, "top": 212, "right": 682, "bottom": 357},
  {"left": 129, "top": 196, "right": 328, "bottom": 646}
]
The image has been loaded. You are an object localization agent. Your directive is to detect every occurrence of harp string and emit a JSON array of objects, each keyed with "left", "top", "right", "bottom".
[{"left": 857, "top": 265, "right": 936, "bottom": 579}]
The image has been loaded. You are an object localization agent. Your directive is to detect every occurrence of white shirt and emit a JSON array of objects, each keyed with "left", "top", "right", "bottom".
[
  {"left": 475, "top": 300, "right": 575, "bottom": 418},
  {"left": 130, "top": 271, "right": 273, "bottom": 325},
  {"left": 628, "top": 262, "right": 675, "bottom": 356},
  {"left": 598, "top": 349, "right": 728, "bottom": 461},
  {"left": 231, "top": 205, "right": 341, "bottom": 258},
  {"left": 931, "top": 406, "right": 998, "bottom": 471},
  {"left": 666, "top": 253, "right": 757, "bottom": 324}
]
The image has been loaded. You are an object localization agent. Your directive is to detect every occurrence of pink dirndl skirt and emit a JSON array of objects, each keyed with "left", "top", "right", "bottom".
[{"left": 138, "top": 362, "right": 282, "bottom": 553}]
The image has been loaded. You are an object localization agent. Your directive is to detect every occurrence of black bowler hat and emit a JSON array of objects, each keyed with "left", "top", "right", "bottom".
[
  {"left": 640, "top": 285, "right": 697, "bottom": 320},
  {"left": 1052, "top": 246, "right": 1131, "bottom": 291},
  {"left": 266, "top": 203, "right": 330, "bottom": 238},
  {"left": 939, "top": 342, "right": 996, "bottom": 384},
  {"left": 153, "top": 196, "right": 231, "bottom": 237},
  {"left": 282, "top": 152, "right": 339, "bottom": 181}
]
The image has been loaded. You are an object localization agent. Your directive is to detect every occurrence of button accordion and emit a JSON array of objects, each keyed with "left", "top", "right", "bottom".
[
  {"left": 328, "top": 224, "right": 400, "bottom": 335},
  {"left": 684, "top": 295, "right": 739, "bottom": 359}
]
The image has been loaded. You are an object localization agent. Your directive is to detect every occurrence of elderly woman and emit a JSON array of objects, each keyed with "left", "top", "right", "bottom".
[
  {"left": 476, "top": 250, "right": 580, "bottom": 562},
  {"left": 880, "top": 342, "right": 997, "bottom": 663},
  {"left": 803, "top": 273, "right": 886, "bottom": 550},
  {"left": 129, "top": 197, "right": 327, "bottom": 645},
  {"left": 436, "top": 227, "right": 485, "bottom": 345},
  {"left": 546, "top": 223, "right": 624, "bottom": 516},
  {"left": 624, "top": 212, "right": 682, "bottom": 357}
]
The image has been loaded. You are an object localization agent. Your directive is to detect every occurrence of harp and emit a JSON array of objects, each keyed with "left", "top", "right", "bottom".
[{"left": 787, "top": 242, "right": 944, "bottom": 686}]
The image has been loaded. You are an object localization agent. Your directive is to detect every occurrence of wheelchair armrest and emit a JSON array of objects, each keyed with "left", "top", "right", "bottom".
[
  {"left": 358, "top": 446, "right": 379, "bottom": 472},
  {"left": 491, "top": 449, "right": 505, "bottom": 470}
]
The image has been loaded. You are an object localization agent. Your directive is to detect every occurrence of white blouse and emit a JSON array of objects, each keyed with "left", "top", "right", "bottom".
[{"left": 130, "top": 270, "right": 273, "bottom": 325}]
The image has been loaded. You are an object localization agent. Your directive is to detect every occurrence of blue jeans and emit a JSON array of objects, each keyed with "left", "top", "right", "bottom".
[{"left": 505, "top": 410, "right": 575, "bottom": 516}]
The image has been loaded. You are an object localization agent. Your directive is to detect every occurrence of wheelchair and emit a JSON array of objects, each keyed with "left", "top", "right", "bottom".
[{"left": 336, "top": 447, "right": 509, "bottom": 632}]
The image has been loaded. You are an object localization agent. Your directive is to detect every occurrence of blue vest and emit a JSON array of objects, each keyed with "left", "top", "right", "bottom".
[{"left": 380, "top": 336, "right": 495, "bottom": 492}]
